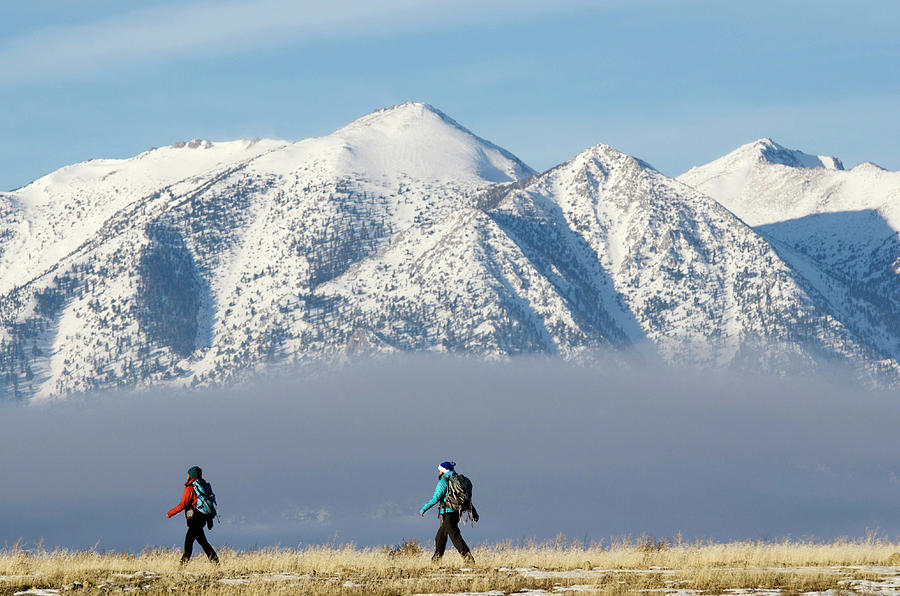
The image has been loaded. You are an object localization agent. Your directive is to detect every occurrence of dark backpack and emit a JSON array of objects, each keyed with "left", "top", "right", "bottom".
[
  {"left": 192, "top": 478, "right": 218, "bottom": 518},
  {"left": 442, "top": 474, "right": 473, "bottom": 513}
]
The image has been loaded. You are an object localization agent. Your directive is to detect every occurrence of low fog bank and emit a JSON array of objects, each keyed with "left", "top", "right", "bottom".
[{"left": 2, "top": 356, "right": 899, "bottom": 551}]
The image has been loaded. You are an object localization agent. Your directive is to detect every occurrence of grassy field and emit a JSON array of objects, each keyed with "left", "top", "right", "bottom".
[{"left": 3, "top": 535, "right": 900, "bottom": 595}]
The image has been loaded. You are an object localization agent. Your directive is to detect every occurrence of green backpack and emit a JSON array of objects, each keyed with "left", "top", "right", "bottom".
[{"left": 443, "top": 474, "right": 473, "bottom": 513}]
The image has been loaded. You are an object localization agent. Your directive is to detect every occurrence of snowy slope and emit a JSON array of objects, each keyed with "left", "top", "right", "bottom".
[
  {"left": 0, "top": 139, "right": 288, "bottom": 295},
  {"left": 3, "top": 112, "right": 900, "bottom": 399}
]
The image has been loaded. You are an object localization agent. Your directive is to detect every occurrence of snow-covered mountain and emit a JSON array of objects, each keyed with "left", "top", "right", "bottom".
[
  {"left": 679, "top": 138, "right": 900, "bottom": 371},
  {"left": 2, "top": 107, "right": 899, "bottom": 399},
  {"left": 489, "top": 144, "right": 896, "bottom": 373}
]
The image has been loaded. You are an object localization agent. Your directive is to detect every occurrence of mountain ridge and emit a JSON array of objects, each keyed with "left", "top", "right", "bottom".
[{"left": 3, "top": 114, "right": 900, "bottom": 399}]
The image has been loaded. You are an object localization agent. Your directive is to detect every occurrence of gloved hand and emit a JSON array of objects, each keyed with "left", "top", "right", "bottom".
[
  {"left": 207, "top": 518, "right": 214, "bottom": 530},
  {"left": 472, "top": 509, "right": 479, "bottom": 523}
]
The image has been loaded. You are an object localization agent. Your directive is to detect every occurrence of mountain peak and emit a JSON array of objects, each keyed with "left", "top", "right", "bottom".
[
  {"left": 678, "top": 137, "right": 900, "bottom": 229},
  {"left": 559, "top": 142, "right": 658, "bottom": 180},
  {"left": 852, "top": 161, "right": 887, "bottom": 172},
  {"left": 327, "top": 102, "right": 533, "bottom": 183},
  {"left": 340, "top": 101, "right": 459, "bottom": 133},
  {"left": 377, "top": 100, "right": 441, "bottom": 115},
  {"left": 746, "top": 138, "right": 844, "bottom": 170}
]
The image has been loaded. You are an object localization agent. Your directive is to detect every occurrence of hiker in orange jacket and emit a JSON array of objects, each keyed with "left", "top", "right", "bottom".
[{"left": 166, "top": 466, "right": 219, "bottom": 564}]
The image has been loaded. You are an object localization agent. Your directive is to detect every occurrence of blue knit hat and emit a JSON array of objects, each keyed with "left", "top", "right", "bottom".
[
  {"left": 188, "top": 466, "right": 202, "bottom": 479},
  {"left": 438, "top": 461, "right": 456, "bottom": 473}
]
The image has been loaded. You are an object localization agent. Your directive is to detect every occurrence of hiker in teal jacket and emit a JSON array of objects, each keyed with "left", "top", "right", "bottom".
[{"left": 420, "top": 461, "right": 477, "bottom": 564}]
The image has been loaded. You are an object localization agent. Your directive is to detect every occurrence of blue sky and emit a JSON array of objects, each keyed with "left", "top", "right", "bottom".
[{"left": 1, "top": 0, "right": 898, "bottom": 191}]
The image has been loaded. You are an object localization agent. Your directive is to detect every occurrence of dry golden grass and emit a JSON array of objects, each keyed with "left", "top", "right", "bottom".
[{"left": 2, "top": 535, "right": 900, "bottom": 594}]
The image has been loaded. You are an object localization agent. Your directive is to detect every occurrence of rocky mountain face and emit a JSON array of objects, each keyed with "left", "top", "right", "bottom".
[{"left": 2, "top": 106, "right": 899, "bottom": 399}]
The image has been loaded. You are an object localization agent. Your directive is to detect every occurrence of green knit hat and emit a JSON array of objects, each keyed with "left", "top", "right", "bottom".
[{"left": 187, "top": 466, "right": 203, "bottom": 478}]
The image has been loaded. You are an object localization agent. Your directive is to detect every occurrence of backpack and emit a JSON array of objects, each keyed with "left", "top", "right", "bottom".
[
  {"left": 192, "top": 479, "right": 218, "bottom": 518},
  {"left": 442, "top": 474, "right": 473, "bottom": 513}
]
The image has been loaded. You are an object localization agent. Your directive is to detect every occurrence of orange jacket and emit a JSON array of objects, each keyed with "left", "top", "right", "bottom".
[{"left": 167, "top": 477, "right": 199, "bottom": 518}]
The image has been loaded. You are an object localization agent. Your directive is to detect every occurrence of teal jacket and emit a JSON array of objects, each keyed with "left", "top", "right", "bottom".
[{"left": 420, "top": 471, "right": 457, "bottom": 515}]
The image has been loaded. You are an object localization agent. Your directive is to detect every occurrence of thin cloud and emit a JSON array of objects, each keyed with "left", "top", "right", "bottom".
[{"left": 0, "top": 0, "right": 607, "bottom": 84}]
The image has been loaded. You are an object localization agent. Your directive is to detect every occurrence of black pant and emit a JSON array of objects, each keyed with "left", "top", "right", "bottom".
[
  {"left": 434, "top": 511, "right": 470, "bottom": 557},
  {"left": 183, "top": 513, "right": 217, "bottom": 560}
]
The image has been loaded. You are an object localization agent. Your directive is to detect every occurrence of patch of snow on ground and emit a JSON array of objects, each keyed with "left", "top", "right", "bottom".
[{"left": 407, "top": 591, "right": 505, "bottom": 596}]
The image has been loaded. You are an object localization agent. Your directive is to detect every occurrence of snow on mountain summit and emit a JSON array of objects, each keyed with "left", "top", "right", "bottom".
[
  {"left": 683, "top": 138, "right": 843, "bottom": 177},
  {"left": 15, "top": 137, "right": 288, "bottom": 209},
  {"left": 679, "top": 138, "right": 899, "bottom": 226},
  {"left": 751, "top": 138, "right": 844, "bottom": 170},
  {"left": 676, "top": 139, "right": 843, "bottom": 211},
  {"left": 326, "top": 101, "right": 534, "bottom": 182}
]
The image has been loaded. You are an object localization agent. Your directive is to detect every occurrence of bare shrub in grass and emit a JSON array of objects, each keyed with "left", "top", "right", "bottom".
[
  {"left": 383, "top": 537, "right": 423, "bottom": 559},
  {"left": 637, "top": 534, "right": 669, "bottom": 554}
]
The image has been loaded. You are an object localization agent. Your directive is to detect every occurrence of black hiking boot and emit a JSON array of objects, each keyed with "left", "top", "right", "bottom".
[
  {"left": 209, "top": 554, "right": 220, "bottom": 565},
  {"left": 431, "top": 553, "right": 442, "bottom": 565},
  {"left": 462, "top": 552, "right": 475, "bottom": 566},
  {"left": 179, "top": 554, "right": 190, "bottom": 566}
]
